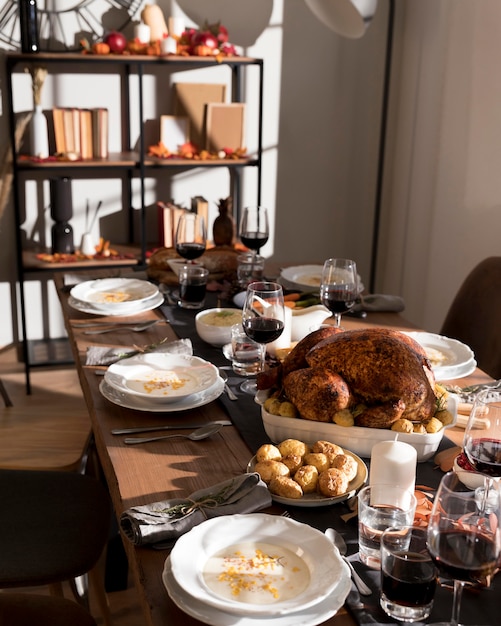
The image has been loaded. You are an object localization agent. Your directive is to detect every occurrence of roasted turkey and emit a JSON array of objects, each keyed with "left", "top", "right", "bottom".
[{"left": 260, "top": 327, "right": 437, "bottom": 429}]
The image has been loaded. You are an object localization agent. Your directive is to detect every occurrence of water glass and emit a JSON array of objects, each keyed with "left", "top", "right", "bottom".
[
  {"left": 177, "top": 265, "right": 209, "bottom": 309},
  {"left": 230, "top": 324, "right": 265, "bottom": 376},
  {"left": 357, "top": 484, "right": 417, "bottom": 569},
  {"left": 237, "top": 253, "right": 265, "bottom": 289},
  {"left": 380, "top": 526, "right": 437, "bottom": 622}
]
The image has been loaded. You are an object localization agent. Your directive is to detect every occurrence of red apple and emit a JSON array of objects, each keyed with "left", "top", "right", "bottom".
[{"left": 104, "top": 31, "right": 127, "bottom": 53}]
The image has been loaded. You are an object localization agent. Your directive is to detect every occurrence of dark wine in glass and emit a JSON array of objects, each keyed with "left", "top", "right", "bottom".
[
  {"left": 464, "top": 390, "right": 501, "bottom": 480},
  {"left": 239, "top": 206, "right": 269, "bottom": 257},
  {"left": 242, "top": 317, "right": 284, "bottom": 344},
  {"left": 240, "top": 281, "right": 285, "bottom": 394},
  {"left": 426, "top": 471, "right": 501, "bottom": 626},
  {"left": 320, "top": 258, "right": 358, "bottom": 328},
  {"left": 175, "top": 212, "right": 206, "bottom": 263}
]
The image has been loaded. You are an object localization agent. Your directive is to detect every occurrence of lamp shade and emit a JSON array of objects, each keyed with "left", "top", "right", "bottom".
[{"left": 305, "top": 0, "right": 378, "bottom": 38}]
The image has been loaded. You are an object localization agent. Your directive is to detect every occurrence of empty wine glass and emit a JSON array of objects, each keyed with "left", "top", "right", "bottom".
[
  {"left": 175, "top": 212, "right": 206, "bottom": 263},
  {"left": 240, "top": 281, "right": 285, "bottom": 394},
  {"left": 239, "top": 206, "right": 269, "bottom": 260},
  {"left": 426, "top": 471, "right": 500, "bottom": 626},
  {"left": 319, "top": 258, "right": 358, "bottom": 328}
]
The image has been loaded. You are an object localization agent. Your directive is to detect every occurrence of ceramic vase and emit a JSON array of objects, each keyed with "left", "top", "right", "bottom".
[{"left": 30, "top": 104, "right": 49, "bottom": 158}]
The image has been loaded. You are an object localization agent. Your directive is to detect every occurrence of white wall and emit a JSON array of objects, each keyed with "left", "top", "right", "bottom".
[{"left": 1, "top": 0, "right": 500, "bottom": 349}]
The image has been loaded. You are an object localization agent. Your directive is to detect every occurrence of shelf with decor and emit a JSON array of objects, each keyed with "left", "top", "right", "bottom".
[{"left": 5, "top": 51, "right": 263, "bottom": 392}]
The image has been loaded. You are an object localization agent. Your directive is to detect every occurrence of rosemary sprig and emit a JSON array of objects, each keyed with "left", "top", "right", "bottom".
[
  {"left": 114, "top": 337, "right": 170, "bottom": 361},
  {"left": 153, "top": 481, "right": 236, "bottom": 519}
]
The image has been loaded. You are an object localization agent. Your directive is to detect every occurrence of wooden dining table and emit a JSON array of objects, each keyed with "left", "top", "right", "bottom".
[{"left": 55, "top": 273, "right": 495, "bottom": 626}]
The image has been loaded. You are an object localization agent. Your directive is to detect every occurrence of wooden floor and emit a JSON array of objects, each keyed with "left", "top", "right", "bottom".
[{"left": 0, "top": 344, "right": 145, "bottom": 625}]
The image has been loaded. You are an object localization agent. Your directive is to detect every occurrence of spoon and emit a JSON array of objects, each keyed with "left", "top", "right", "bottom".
[
  {"left": 84, "top": 320, "right": 160, "bottom": 335},
  {"left": 219, "top": 369, "right": 237, "bottom": 401},
  {"left": 325, "top": 528, "right": 372, "bottom": 596},
  {"left": 123, "top": 422, "right": 223, "bottom": 445}
]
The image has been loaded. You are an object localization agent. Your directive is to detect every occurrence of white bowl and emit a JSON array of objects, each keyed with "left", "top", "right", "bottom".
[
  {"left": 195, "top": 308, "right": 243, "bottom": 346},
  {"left": 452, "top": 454, "right": 495, "bottom": 490},
  {"left": 257, "top": 392, "right": 457, "bottom": 463}
]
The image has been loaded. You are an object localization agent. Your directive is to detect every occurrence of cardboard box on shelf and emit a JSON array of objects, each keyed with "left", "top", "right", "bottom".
[
  {"left": 174, "top": 83, "right": 226, "bottom": 149},
  {"left": 205, "top": 103, "right": 245, "bottom": 152}
]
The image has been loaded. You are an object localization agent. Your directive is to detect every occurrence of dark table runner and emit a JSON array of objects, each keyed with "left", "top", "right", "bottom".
[{"left": 160, "top": 297, "right": 499, "bottom": 626}]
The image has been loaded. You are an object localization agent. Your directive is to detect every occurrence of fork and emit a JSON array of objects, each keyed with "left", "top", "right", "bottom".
[{"left": 83, "top": 320, "right": 160, "bottom": 335}]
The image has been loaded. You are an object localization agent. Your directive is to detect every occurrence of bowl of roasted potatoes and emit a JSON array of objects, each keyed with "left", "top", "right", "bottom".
[{"left": 247, "top": 437, "right": 367, "bottom": 507}]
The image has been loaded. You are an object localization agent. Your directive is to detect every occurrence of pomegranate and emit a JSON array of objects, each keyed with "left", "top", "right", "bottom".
[{"left": 104, "top": 31, "right": 127, "bottom": 53}]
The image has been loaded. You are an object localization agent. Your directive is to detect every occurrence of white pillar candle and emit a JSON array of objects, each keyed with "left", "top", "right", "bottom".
[
  {"left": 134, "top": 23, "right": 151, "bottom": 44},
  {"left": 267, "top": 306, "right": 292, "bottom": 357},
  {"left": 369, "top": 440, "right": 417, "bottom": 495},
  {"left": 160, "top": 36, "right": 178, "bottom": 54},
  {"left": 168, "top": 16, "right": 185, "bottom": 37}
]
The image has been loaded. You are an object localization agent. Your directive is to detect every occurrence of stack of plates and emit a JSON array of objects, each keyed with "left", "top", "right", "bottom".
[
  {"left": 100, "top": 353, "right": 224, "bottom": 412},
  {"left": 69, "top": 278, "right": 164, "bottom": 316},
  {"left": 162, "top": 513, "right": 351, "bottom": 626},
  {"left": 405, "top": 332, "right": 477, "bottom": 380}
]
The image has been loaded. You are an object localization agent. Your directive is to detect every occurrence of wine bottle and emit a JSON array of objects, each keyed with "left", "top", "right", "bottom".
[{"left": 19, "top": 0, "right": 39, "bottom": 53}]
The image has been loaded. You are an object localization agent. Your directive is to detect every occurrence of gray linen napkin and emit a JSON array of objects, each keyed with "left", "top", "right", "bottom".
[
  {"left": 120, "top": 473, "right": 272, "bottom": 546},
  {"left": 355, "top": 294, "right": 405, "bottom": 312},
  {"left": 85, "top": 337, "right": 193, "bottom": 366}
]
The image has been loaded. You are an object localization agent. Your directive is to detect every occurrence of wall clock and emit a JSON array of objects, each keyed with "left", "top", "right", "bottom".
[{"left": 0, "top": 0, "right": 143, "bottom": 52}]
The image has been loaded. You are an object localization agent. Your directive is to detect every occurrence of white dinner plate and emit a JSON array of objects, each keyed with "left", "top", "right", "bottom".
[
  {"left": 163, "top": 552, "right": 351, "bottom": 626},
  {"left": 405, "top": 332, "right": 477, "bottom": 380},
  {"left": 99, "top": 376, "right": 224, "bottom": 413},
  {"left": 280, "top": 265, "right": 364, "bottom": 293},
  {"left": 104, "top": 354, "right": 218, "bottom": 403},
  {"left": 169, "top": 513, "right": 346, "bottom": 618},
  {"left": 246, "top": 450, "right": 367, "bottom": 507},
  {"left": 70, "top": 278, "right": 159, "bottom": 314},
  {"left": 68, "top": 291, "right": 164, "bottom": 317}
]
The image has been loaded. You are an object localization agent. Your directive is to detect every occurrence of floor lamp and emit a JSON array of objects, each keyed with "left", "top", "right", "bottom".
[
  {"left": 305, "top": 0, "right": 395, "bottom": 293},
  {"left": 369, "top": 0, "right": 395, "bottom": 294}
]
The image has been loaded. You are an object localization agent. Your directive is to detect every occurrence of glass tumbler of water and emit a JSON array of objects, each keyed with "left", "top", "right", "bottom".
[
  {"left": 230, "top": 324, "right": 265, "bottom": 377},
  {"left": 380, "top": 526, "right": 437, "bottom": 622},
  {"left": 357, "top": 485, "right": 417, "bottom": 569}
]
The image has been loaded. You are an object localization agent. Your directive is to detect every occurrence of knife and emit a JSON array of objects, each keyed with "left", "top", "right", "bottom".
[{"left": 111, "top": 419, "right": 232, "bottom": 435}]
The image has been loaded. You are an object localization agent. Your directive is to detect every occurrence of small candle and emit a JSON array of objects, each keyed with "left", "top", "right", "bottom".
[
  {"left": 160, "top": 36, "right": 177, "bottom": 55},
  {"left": 267, "top": 306, "right": 292, "bottom": 357},
  {"left": 134, "top": 22, "right": 151, "bottom": 44},
  {"left": 168, "top": 16, "right": 184, "bottom": 37},
  {"left": 369, "top": 440, "right": 417, "bottom": 495}
]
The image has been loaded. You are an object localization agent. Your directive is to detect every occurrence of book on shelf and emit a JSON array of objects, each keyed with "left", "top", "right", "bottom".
[
  {"left": 79, "top": 109, "right": 93, "bottom": 160},
  {"left": 92, "top": 108, "right": 109, "bottom": 159},
  {"left": 191, "top": 196, "right": 209, "bottom": 233},
  {"left": 50, "top": 106, "right": 109, "bottom": 159},
  {"left": 52, "top": 108, "right": 66, "bottom": 154},
  {"left": 157, "top": 201, "right": 188, "bottom": 248}
]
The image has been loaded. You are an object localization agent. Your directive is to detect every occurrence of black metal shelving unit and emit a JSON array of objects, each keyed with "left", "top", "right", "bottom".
[{"left": 5, "top": 52, "right": 264, "bottom": 393}]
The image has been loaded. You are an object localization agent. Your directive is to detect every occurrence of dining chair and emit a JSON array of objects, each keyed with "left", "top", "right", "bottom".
[
  {"left": 0, "top": 468, "right": 111, "bottom": 625},
  {"left": 0, "top": 592, "right": 98, "bottom": 626},
  {"left": 0, "top": 379, "right": 114, "bottom": 625},
  {"left": 440, "top": 256, "right": 501, "bottom": 379}
]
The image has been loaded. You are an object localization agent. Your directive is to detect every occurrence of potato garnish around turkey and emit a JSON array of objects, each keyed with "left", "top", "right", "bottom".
[
  {"left": 257, "top": 327, "right": 454, "bottom": 433},
  {"left": 254, "top": 438, "right": 358, "bottom": 500}
]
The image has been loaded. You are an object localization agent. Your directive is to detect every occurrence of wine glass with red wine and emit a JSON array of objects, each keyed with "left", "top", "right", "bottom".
[
  {"left": 239, "top": 206, "right": 269, "bottom": 259},
  {"left": 175, "top": 212, "right": 206, "bottom": 263},
  {"left": 426, "top": 470, "right": 500, "bottom": 626},
  {"left": 463, "top": 389, "right": 501, "bottom": 494},
  {"left": 319, "top": 258, "right": 358, "bottom": 328},
  {"left": 241, "top": 281, "right": 285, "bottom": 394}
]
